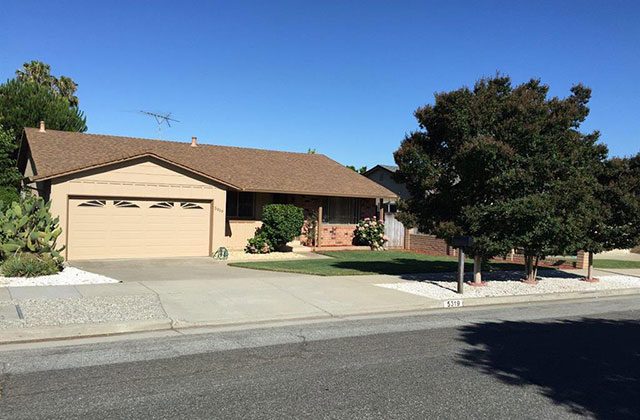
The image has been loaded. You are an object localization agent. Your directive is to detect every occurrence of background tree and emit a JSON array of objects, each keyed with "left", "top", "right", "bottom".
[
  {"left": 0, "top": 79, "right": 87, "bottom": 143},
  {"left": 395, "top": 75, "right": 607, "bottom": 283},
  {"left": 581, "top": 154, "right": 640, "bottom": 281},
  {"left": 0, "top": 126, "right": 21, "bottom": 205},
  {"left": 346, "top": 165, "right": 367, "bottom": 174},
  {"left": 15, "top": 60, "right": 79, "bottom": 107},
  {"left": 0, "top": 61, "right": 86, "bottom": 194}
]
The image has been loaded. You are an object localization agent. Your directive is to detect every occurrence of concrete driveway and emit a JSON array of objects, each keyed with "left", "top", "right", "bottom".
[
  {"left": 71, "top": 257, "right": 300, "bottom": 282},
  {"left": 69, "top": 258, "right": 438, "bottom": 328}
]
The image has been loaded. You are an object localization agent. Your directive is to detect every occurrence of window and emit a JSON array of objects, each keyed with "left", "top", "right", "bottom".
[
  {"left": 150, "top": 201, "right": 174, "bottom": 209},
  {"left": 226, "top": 191, "right": 255, "bottom": 218},
  {"left": 78, "top": 200, "right": 106, "bottom": 207},
  {"left": 323, "top": 197, "right": 362, "bottom": 224},
  {"left": 114, "top": 200, "right": 139, "bottom": 208},
  {"left": 180, "top": 202, "right": 204, "bottom": 210}
]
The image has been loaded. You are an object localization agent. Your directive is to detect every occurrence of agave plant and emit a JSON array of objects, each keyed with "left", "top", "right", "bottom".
[{"left": 0, "top": 195, "right": 65, "bottom": 264}]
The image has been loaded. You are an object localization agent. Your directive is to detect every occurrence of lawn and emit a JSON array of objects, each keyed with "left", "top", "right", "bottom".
[
  {"left": 593, "top": 259, "right": 640, "bottom": 269},
  {"left": 229, "top": 250, "right": 522, "bottom": 276}
]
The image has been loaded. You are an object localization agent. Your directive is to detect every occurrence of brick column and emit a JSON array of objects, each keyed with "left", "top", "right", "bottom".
[{"left": 576, "top": 250, "right": 589, "bottom": 269}]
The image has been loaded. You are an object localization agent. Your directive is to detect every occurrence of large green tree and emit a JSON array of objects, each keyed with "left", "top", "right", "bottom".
[{"left": 395, "top": 75, "right": 607, "bottom": 283}]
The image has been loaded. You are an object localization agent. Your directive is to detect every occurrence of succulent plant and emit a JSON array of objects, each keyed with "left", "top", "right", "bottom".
[{"left": 0, "top": 194, "right": 65, "bottom": 264}]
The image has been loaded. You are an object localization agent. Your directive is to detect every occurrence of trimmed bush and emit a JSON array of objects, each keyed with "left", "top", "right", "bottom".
[
  {"left": 261, "top": 204, "right": 305, "bottom": 249},
  {"left": 2, "top": 253, "right": 60, "bottom": 277},
  {"left": 245, "top": 230, "right": 273, "bottom": 254},
  {"left": 245, "top": 204, "right": 305, "bottom": 253}
]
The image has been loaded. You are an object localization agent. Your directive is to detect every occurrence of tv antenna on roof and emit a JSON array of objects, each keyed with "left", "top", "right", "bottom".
[{"left": 139, "top": 110, "right": 179, "bottom": 138}]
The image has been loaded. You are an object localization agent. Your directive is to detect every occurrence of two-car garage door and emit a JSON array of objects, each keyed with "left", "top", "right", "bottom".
[{"left": 67, "top": 197, "right": 211, "bottom": 260}]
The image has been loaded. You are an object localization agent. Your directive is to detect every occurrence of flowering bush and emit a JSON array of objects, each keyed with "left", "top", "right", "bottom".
[{"left": 354, "top": 216, "right": 387, "bottom": 250}]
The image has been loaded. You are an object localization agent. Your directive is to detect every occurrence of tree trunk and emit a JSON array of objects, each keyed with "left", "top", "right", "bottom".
[
  {"left": 523, "top": 255, "right": 538, "bottom": 283},
  {"left": 473, "top": 255, "right": 482, "bottom": 284}
]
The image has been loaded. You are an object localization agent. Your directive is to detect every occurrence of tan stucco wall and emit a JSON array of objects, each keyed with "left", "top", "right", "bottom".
[
  {"left": 223, "top": 220, "right": 262, "bottom": 250},
  {"left": 49, "top": 158, "right": 227, "bottom": 259}
]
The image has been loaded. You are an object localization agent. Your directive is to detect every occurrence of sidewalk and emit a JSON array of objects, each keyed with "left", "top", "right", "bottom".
[{"left": 1, "top": 267, "right": 639, "bottom": 344}]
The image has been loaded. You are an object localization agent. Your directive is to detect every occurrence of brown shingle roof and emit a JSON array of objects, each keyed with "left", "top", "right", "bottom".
[{"left": 22, "top": 128, "right": 397, "bottom": 199}]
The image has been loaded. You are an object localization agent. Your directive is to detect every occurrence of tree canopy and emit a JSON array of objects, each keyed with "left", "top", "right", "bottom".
[
  {"left": 15, "top": 60, "right": 79, "bottom": 107},
  {"left": 0, "top": 79, "right": 87, "bottom": 139},
  {"left": 0, "top": 61, "right": 87, "bottom": 191},
  {"left": 394, "top": 75, "right": 610, "bottom": 282}
]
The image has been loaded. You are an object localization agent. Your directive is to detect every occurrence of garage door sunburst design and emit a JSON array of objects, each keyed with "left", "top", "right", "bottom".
[
  {"left": 150, "top": 201, "right": 174, "bottom": 209},
  {"left": 180, "top": 202, "right": 204, "bottom": 210},
  {"left": 114, "top": 200, "right": 140, "bottom": 208},
  {"left": 77, "top": 200, "right": 106, "bottom": 207}
]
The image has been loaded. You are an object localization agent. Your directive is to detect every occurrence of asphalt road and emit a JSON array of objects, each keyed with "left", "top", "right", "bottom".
[{"left": 1, "top": 297, "right": 640, "bottom": 419}]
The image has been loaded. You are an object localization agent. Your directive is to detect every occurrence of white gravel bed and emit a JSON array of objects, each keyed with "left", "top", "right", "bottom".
[
  {"left": 0, "top": 267, "right": 119, "bottom": 287},
  {"left": 0, "top": 295, "right": 166, "bottom": 329},
  {"left": 226, "top": 251, "right": 320, "bottom": 262},
  {"left": 377, "top": 273, "right": 640, "bottom": 300}
]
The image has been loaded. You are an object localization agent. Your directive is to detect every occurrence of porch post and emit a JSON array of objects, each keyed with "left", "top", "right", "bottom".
[
  {"left": 316, "top": 206, "right": 323, "bottom": 249},
  {"left": 378, "top": 198, "right": 384, "bottom": 221}
]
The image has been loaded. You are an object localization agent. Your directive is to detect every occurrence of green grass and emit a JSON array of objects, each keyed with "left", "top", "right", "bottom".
[
  {"left": 592, "top": 259, "right": 640, "bottom": 269},
  {"left": 229, "top": 250, "right": 522, "bottom": 276}
]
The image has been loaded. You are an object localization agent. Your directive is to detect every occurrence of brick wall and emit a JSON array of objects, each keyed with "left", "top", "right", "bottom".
[
  {"left": 319, "top": 224, "right": 356, "bottom": 246},
  {"left": 408, "top": 233, "right": 581, "bottom": 269},
  {"left": 491, "top": 254, "right": 577, "bottom": 269},
  {"left": 408, "top": 233, "right": 455, "bottom": 256}
]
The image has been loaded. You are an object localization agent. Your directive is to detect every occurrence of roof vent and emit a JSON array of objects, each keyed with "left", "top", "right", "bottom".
[
  {"left": 39, "top": 121, "right": 46, "bottom": 132},
  {"left": 191, "top": 136, "right": 198, "bottom": 147}
]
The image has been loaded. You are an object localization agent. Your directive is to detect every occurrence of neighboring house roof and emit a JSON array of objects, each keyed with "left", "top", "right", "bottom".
[
  {"left": 364, "top": 164, "right": 398, "bottom": 176},
  {"left": 21, "top": 128, "right": 397, "bottom": 199},
  {"left": 363, "top": 163, "right": 411, "bottom": 200}
]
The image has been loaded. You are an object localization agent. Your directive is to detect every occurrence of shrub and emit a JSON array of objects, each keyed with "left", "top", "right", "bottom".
[
  {"left": 0, "top": 187, "right": 19, "bottom": 208},
  {"left": 260, "top": 204, "right": 305, "bottom": 249},
  {"left": 2, "top": 253, "right": 61, "bottom": 277},
  {"left": 354, "top": 216, "right": 387, "bottom": 250},
  {"left": 245, "top": 230, "right": 273, "bottom": 254},
  {"left": 0, "top": 195, "right": 65, "bottom": 264}
]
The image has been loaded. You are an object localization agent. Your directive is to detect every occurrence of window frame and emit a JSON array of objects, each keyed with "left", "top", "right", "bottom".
[{"left": 226, "top": 191, "right": 256, "bottom": 219}]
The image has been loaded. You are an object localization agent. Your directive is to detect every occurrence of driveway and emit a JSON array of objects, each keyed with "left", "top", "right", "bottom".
[
  {"left": 69, "top": 258, "right": 438, "bottom": 328},
  {"left": 71, "top": 257, "right": 300, "bottom": 282}
]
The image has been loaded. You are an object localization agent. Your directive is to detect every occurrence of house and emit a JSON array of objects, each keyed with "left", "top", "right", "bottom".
[
  {"left": 364, "top": 164, "right": 412, "bottom": 248},
  {"left": 17, "top": 123, "right": 397, "bottom": 260},
  {"left": 363, "top": 164, "right": 410, "bottom": 213}
]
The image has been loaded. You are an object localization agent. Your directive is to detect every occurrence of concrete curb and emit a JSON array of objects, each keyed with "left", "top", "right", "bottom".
[
  {"left": 1, "top": 287, "right": 640, "bottom": 345},
  {"left": 0, "top": 318, "right": 173, "bottom": 344},
  {"left": 443, "top": 287, "right": 640, "bottom": 308}
]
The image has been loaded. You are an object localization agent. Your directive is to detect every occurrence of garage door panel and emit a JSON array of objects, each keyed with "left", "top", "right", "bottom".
[{"left": 68, "top": 198, "right": 211, "bottom": 260}]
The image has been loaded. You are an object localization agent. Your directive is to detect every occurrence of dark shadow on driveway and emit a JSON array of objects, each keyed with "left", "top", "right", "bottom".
[{"left": 457, "top": 318, "right": 640, "bottom": 419}]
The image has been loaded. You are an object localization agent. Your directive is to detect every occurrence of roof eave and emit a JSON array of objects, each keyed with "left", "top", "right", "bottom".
[{"left": 242, "top": 188, "right": 398, "bottom": 200}]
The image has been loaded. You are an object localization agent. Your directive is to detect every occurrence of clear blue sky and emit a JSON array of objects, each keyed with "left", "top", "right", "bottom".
[{"left": 1, "top": 1, "right": 638, "bottom": 167}]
